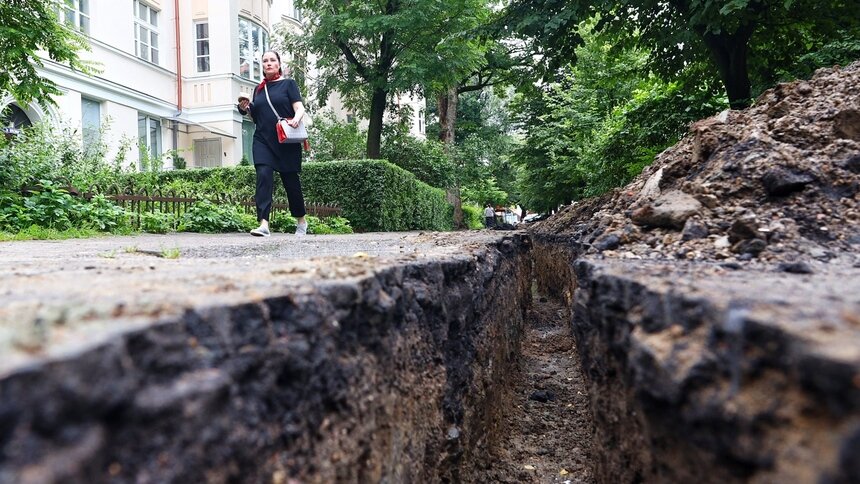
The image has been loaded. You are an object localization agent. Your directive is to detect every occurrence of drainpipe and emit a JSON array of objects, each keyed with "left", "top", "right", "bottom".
[{"left": 172, "top": 0, "right": 182, "bottom": 156}]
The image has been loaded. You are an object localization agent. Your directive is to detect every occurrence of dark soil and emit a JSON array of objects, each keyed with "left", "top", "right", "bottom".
[
  {"left": 479, "top": 296, "right": 595, "bottom": 483},
  {"left": 534, "top": 62, "right": 860, "bottom": 269}
]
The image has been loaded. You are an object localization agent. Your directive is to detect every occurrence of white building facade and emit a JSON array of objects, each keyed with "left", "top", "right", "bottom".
[
  {"left": 3, "top": 0, "right": 279, "bottom": 169},
  {"left": 2, "top": 0, "right": 425, "bottom": 172}
]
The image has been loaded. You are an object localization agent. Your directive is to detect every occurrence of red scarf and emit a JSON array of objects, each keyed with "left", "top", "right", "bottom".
[{"left": 255, "top": 72, "right": 282, "bottom": 94}]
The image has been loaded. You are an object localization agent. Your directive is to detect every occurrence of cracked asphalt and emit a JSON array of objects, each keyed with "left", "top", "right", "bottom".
[{"left": 0, "top": 230, "right": 515, "bottom": 374}]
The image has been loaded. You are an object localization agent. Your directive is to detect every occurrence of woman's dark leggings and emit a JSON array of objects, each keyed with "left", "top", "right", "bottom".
[{"left": 254, "top": 164, "right": 306, "bottom": 222}]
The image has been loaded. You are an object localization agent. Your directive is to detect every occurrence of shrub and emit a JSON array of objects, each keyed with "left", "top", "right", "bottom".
[
  {"left": 178, "top": 200, "right": 255, "bottom": 233},
  {"left": 307, "top": 112, "right": 367, "bottom": 162},
  {"left": 302, "top": 159, "right": 452, "bottom": 232},
  {"left": 139, "top": 210, "right": 178, "bottom": 234},
  {"left": 380, "top": 134, "right": 455, "bottom": 188},
  {"left": 77, "top": 194, "right": 131, "bottom": 232},
  {"left": 0, "top": 192, "right": 30, "bottom": 232},
  {"left": 119, "top": 161, "right": 451, "bottom": 232},
  {"left": 23, "top": 180, "right": 80, "bottom": 230},
  {"left": 461, "top": 204, "right": 484, "bottom": 230}
]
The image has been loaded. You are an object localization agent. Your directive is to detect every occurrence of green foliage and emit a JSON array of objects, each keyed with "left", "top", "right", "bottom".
[
  {"left": 76, "top": 194, "right": 131, "bottom": 232},
  {"left": 512, "top": 28, "right": 726, "bottom": 212},
  {"left": 282, "top": 0, "right": 491, "bottom": 156},
  {"left": 307, "top": 112, "right": 367, "bottom": 162},
  {"left": 178, "top": 200, "right": 255, "bottom": 233},
  {"left": 776, "top": 33, "right": 860, "bottom": 83},
  {"left": 0, "top": 191, "right": 30, "bottom": 232},
  {"left": 120, "top": 162, "right": 449, "bottom": 232},
  {"left": 0, "top": 120, "right": 131, "bottom": 192},
  {"left": 22, "top": 180, "right": 80, "bottom": 231},
  {"left": 271, "top": 214, "right": 354, "bottom": 234},
  {"left": 504, "top": 0, "right": 859, "bottom": 106},
  {"left": 139, "top": 210, "right": 178, "bottom": 234},
  {"left": 302, "top": 160, "right": 452, "bottom": 232},
  {"left": 0, "top": 225, "right": 101, "bottom": 241},
  {"left": 380, "top": 131, "right": 456, "bottom": 189},
  {"left": 461, "top": 204, "right": 485, "bottom": 230},
  {"left": 320, "top": 216, "right": 354, "bottom": 234},
  {"left": 0, "top": 0, "right": 95, "bottom": 105}
]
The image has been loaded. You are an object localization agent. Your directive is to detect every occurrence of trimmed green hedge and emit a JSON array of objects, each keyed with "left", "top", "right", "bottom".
[
  {"left": 303, "top": 159, "right": 452, "bottom": 232},
  {"left": 115, "top": 160, "right": 452, "bottom": 232}
]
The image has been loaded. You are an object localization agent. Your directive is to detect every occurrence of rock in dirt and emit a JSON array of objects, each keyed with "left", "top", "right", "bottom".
[
  {"left": 528, "top": 390, "right": 556, "bottom": 403},
  {"left": 776, "top": 261, "right": 815, "bottom": 274},
  {"left": 631, "top": 190, "right": 702, "bottom": 229},
  {"left": 761, "top": 167, "right": 814, "bottom": 196}
]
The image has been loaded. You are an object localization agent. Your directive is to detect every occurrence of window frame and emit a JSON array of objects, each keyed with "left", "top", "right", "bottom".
[
  {"left": 194, "top": 21, "right": 210, "bottom": 73},
  {"left": 133, "top": 0, "right": 159, "bottom": 65},
  {"left": 58, "top": 0, "right": 90, "bottom": 35},
  {"left": 137, "top": 114, "right": 162, "bottom": 170},
  {"left": 238, "top": 17, "right": 269, "bottom": 82},
  {"left": 81, "top": 97, "right": 102, "bottom": 151}
]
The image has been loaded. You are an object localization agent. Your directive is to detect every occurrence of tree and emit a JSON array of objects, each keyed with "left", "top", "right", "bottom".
[
  {"left": 503, "top": 0, "right": 859, "bottom": 108},
  {"left": 0, "top": 0, "right": 92, "bottom": 105},
  {"left": 284, "top": 0, "right": 489, "bottom": 158}
]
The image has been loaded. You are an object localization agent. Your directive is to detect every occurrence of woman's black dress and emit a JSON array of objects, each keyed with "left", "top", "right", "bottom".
[{"left": 246, "top": 79, "right": 303, "bottom": 173}]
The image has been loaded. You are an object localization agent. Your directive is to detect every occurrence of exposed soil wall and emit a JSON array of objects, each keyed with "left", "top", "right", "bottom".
[
  {"left": 532, "top": 236, "right": 860, "bottom": 484},
  {"left": 0, "top": 235, "right": 532, "bottom": 483}
]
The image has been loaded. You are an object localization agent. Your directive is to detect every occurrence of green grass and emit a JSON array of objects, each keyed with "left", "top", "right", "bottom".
[
  {"left": 0, "top": 226, "right": 103, "bottom": 241},
  {"left": 160, "top": 247, "right": 181, "bottom": 259},
  {"left": 0, "top": 225, "right": 136, "bottom": 242}
]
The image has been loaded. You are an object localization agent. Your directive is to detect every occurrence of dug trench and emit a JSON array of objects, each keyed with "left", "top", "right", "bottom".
[
  {"left": 3, "top": 63, "right": 860, "bottom": 483},
  {"left": 2, "top": 231, "right": 856, "bottom": 483}
]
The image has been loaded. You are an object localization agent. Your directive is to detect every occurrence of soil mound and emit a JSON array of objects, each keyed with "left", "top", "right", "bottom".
[{"left": 534, "top": 62, "right": 860, "bottom": 266}]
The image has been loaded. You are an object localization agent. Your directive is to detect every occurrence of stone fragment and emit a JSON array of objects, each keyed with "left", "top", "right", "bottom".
[
  {"left": 631, "top": 190, "right": 702, "bottom": 230},
  {"left": 777, "top": 262, "right": 814, "bottom": 274},
  {"left": 681, "top": 219, "right": 709, "bottom": 241},
  {"left": 696, "top": 194, "right": 720, "bottom": 209},
  {"left": 637, "top": 167, "right": 663, "bottom": 203},
  {"left": 728, "top": 218, "right": 761, "bottom": 243},
  {"left": 714, "top": 236, "right": 731, "bottom": 249},
  {"left": 833, "top": 109, "right": 860, "bottom": 141},
  {"left": 529, "top": 390, "right": 555, "bottom": 403},
  {"left": 732, "top": 238, "right": 767, "bottom": 256},
  {"left": 843, "top": 155, "right": 860, "bottom": 174},
  {"left": 593, "top": 233, "right": 622, "bottom": 252},
  {"left": 761, "top": 168, "right": 814, "bottom": 196}
]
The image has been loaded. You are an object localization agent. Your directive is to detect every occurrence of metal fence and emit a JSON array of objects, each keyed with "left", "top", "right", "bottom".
[{"left": 81, "top": 185, "right": 341, "bottom": 229}]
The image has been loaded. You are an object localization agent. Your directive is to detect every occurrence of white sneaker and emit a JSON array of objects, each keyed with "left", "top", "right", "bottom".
[
  {"left": 295, "top": 222, "right": 308, "bottom": 236},
  {"left": 250, "top": 226, "right": 270, "bottom": 237}
]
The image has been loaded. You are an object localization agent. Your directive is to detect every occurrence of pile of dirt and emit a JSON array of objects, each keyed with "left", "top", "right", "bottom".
[{"left": 534, "top": 62, "right": 860, "bottom": 269}]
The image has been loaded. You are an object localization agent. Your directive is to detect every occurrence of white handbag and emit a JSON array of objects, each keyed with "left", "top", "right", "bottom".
[{"left": 264, "top": 84, "right": 308, "bottom": 143}]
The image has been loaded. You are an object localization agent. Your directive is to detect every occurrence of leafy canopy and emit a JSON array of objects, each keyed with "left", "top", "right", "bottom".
[{"left": 0, "top": 0, "right": 93, "bottom": 105}]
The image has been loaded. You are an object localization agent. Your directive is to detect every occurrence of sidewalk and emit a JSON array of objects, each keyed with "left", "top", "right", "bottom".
[{"left": 0, "top": 231, "right": 512, "bottom": 372}]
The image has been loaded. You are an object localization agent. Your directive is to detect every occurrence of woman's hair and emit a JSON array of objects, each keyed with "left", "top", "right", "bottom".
[{"left": 262, "top": 50, "right": 283, "bottom": 75}]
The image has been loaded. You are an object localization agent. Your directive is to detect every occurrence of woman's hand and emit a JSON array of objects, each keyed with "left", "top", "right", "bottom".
[
  {"left": 238, "top": 99, "right": 251, "bottom": 112},
  {"left": 291, "top": 101, "right": 305, "bottom": 127}
]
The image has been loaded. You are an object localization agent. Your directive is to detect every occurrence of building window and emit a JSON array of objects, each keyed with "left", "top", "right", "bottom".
[
  {"left": 194, "top": 22, "right": 210, "bottom": 72},
  {"left": 242, "top": 120, "right": 255, "bottom": 164},
  {"left": 137, "top": 114, "right": 162, "bottom": 169},
  {"left": 133, "top": 0, "right": 159, "bottom": 64},
  {"left": 238, "top": 18, "right": 269, "bottom": 82},
  {"left": 194, "top": 138, "right": 222, "bottom": 168},
  {"left": 59, "top": 0, "right": 90, "bottom": 34},
  {"left": 81, "top": 98, "right": 101, "bottom": 151}
]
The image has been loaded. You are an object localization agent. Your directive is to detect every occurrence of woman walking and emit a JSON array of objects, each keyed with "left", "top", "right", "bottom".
[{"left": 237, "top": 50, "right": 308, "bottom": 236}]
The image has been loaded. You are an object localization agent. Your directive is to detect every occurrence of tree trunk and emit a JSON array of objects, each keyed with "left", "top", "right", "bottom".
[
  {"left": 366, "top": 87, "right": 388, "bottom": 159},
  {"left": 437, "top": 86, "right": 458, "bottom": 146},
  {"left": 701, "top": 26, "right": 755, "bottom": 109}
]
